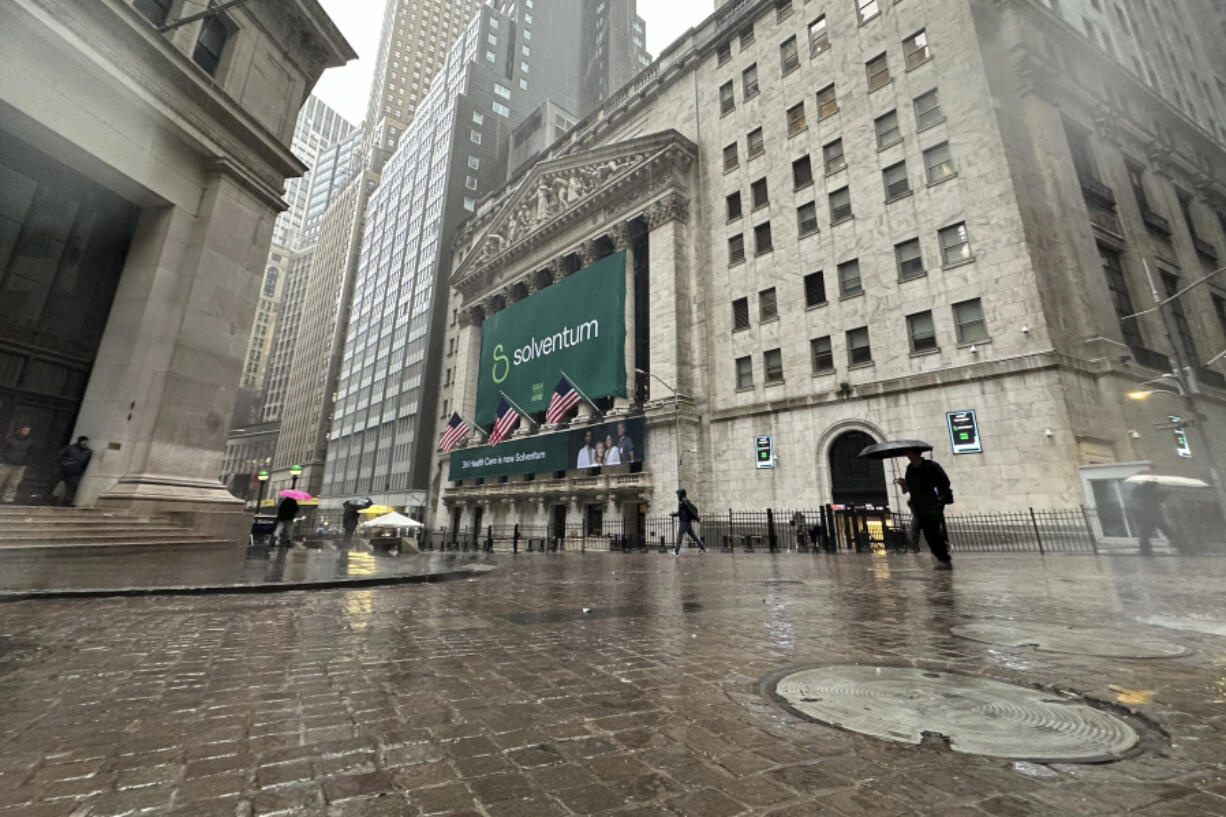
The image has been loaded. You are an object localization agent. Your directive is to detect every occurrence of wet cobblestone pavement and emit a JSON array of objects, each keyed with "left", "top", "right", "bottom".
[{"left": 1, "top": 552, "right": 1225, "bottom": 816}]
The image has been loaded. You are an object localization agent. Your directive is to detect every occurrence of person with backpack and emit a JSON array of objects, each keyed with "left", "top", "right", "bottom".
[
  {"left": 896, "top": 448, "right": 954, "bottom": 570},
  {"left": 670, "top": 488, "right": 707, "bottom": 556}
]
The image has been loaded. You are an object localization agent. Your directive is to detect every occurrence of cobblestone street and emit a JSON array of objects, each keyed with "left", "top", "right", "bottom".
[{"left": 2, "top": 552, "right": 1225, "bottom": 816}]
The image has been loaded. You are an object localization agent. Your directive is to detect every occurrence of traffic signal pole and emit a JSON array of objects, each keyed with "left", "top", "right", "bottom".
[{"left": 1141, "top": 259, "right": 1226, "bottom": 528}]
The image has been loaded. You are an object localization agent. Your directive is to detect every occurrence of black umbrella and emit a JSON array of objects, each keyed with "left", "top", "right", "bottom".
[
  {"left": 858, "top": 440, "right": 933, "bottom": 460},
  {"left": 342, "top": 496, "right": 374, "bottom": 509}
]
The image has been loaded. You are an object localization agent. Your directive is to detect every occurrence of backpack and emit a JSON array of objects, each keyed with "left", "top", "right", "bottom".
[{"left": 684, "top": 498, "right": 700, "bottom": 521}]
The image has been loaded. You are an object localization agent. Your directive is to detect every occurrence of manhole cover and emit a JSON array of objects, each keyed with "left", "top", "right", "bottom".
[
  {"left": 951, "top": 622, "right": 1190, "bottom": 658},
  {"left": 774, "top": 666, "right": 1139, "bottom": 762},
  {"left": 1138, "top": 615, "right": 1226, "bottom": 638}
]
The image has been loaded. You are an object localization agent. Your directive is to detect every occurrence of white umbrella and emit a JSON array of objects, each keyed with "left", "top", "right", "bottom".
[
  {"left": 358, "top": 512, "right": 423, "bottom": 530},
  {"left": 1124, "top": 474, "right": 1210, "bottom": 489}
]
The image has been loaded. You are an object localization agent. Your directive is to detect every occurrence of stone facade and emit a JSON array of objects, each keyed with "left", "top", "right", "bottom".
[
  {"left": 432, "top": 0, "right": 1226, "bottom": 535},
  {"left": 0, "top": 0, "right": 353, "bottom": 536}
]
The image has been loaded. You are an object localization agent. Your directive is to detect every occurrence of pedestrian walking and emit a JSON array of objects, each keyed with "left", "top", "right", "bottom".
[
  {"left": 55, "top": 436, "right": 92, "bottom": 506},
  {"left": 670, "top": 488, "right": 707, "bottom": 556},
  {"left": 896, "top": 448, "right": 954, "bottom": 569},
  {"left": 1130, "top": 482, "right": 1185, "bottom": 555},
  {"left": 1, "top": 425, "right": 33, "bottom": 504},
  {"left": 342, "top": 504, "right": 360, "bottom": 546},
  {"left": 791, "top": 511, "right": 807, "bottom": 551},
  {"left": 273, "top": 495, "right": 299, "bottom": 546}
]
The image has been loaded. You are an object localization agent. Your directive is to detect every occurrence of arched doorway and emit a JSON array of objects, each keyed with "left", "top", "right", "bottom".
[{"left": 828, "top": 430, "right": 888, "bottom": 508}]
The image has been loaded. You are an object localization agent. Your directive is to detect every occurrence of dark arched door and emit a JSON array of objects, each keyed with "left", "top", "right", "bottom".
[{"left": 828, "top": 430, "right": 888, "bottom": 508}]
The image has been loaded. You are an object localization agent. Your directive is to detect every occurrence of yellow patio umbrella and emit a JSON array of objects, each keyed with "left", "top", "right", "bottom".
[{"left": 358, "top": 505, "right": 397, "bottom": 515}]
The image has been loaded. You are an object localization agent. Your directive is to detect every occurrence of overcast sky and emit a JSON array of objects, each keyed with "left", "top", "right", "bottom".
[{"left": 312, "top": 0, "right": 713, "bottom": 126}]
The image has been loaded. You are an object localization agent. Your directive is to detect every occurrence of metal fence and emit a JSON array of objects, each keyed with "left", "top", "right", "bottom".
[{"left": 418, "top": 504, "right": 1222, "bottom": 556}]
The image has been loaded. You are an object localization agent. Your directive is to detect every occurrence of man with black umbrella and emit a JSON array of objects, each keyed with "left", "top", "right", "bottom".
[
  {"left": 342, "top": 504, "right": 361, "bottom": 545},
  {"left": 896, "top": 448, "right": 954, "bottom": 570}
]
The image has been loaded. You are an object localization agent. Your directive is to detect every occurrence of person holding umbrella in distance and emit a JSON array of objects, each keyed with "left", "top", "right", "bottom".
[{"left": 860, "top": 440, "right": 954, "bottom": 570}]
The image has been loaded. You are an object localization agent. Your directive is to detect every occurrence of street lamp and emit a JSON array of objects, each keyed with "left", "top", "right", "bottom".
[
  {"left": 635, "top": 368, "right": 684, "bottom": 489},
  {"left": 255, "top": 470, "right": 269, "bottom": 512},
  {"left": 289, "top": 464, "right": 302, "bottom": 490}
]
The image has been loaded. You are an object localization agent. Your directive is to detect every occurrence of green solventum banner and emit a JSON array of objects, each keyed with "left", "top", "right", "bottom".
[{"left": 474, "top": 251, "right": 626, "bottom": 425}]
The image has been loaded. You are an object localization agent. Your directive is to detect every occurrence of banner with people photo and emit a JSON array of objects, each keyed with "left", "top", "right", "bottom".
[
  {"left": 567, "top": 417, "right": 645, "bottom": 470},
  {"left": 448, "top": 417, "right": 646, "bottom": 481}
]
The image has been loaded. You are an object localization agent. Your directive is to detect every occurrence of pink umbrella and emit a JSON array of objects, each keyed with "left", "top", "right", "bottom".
[{"left": 279, "top": 489, "right": 312, "bottom": 501}]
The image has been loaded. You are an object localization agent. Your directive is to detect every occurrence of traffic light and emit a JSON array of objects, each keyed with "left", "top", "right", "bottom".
[{"left": 755, "top": 435, "right": 774, "bottom": 469}]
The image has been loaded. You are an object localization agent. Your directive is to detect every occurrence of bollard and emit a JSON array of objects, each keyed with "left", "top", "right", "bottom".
[
  {"left": 513, "top": 523, "right": 520, "bottom": 554},
  {"left": 767, "top": 508, "right": 778, "bottom": 553}
]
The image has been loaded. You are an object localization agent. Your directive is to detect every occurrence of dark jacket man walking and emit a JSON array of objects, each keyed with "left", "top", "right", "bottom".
[
  {"left": 273, "top": 497, "right": 299, "bottom": 546},
  {"left": 1, "top": 426, "right": 33, "bottom": 504},
  {"left": 670, "top": 489, "right": 707, "bottom": 556},
  {"left": 56, "top": 436, "right": 92, "bottom": 506},
  {"left": 897, "top": 449, "right": 953, "bottom": 569}
]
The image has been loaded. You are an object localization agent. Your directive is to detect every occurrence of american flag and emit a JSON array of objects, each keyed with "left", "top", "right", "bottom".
[
  {"left": 488, "top": 398, "right": 520, "bottom": 446},
  {"left": 545, "top": 377, "right": 581, "bottom": 424},
  {"left": 437, "top": 413, "right": 469, "bottom": 452}
]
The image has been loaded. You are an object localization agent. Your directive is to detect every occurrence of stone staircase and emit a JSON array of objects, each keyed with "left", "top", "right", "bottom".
[{"left": 0, "top": 506, "right": 234, "bottom": 550}]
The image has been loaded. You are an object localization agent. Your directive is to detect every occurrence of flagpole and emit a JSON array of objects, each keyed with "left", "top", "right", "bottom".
[
  {"left": 558, "top": 369, "right": 603, "bottom": 415},
  {"left": 498, "top": 391, "right": 539, "bottom": 430},
  {"left": 457, "top": 412, "right": 488, "bottom": 441}
]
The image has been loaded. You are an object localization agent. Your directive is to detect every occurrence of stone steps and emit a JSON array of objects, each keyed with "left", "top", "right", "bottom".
[{"left": 0, "top": 505, "right": 234, "bottom": 549}]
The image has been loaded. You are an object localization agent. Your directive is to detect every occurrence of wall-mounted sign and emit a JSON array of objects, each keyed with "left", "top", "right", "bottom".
[
  {"left": 946, "top": 410, "right": 982, "bottom": 455},
  {"left": 449, "top": 417, "right": 646, "bottom": 481},
  {"left": 755, "top": 434, "right": 774, "bottom": 469},
  {"left": 1174, "top": 427, "right": 1191, "bottom": 458},
  {"left": 474, "top": 252, "right": 626, "bottom": 425}
]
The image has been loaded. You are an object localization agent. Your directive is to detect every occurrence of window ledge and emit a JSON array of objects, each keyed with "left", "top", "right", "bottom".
[
  {"left": 720, "top": 108, "right": 735, "bottom": 119},
  {"left": 916, "top": 117, "right": 947, "bottom": 134},
  {"left": 927, "top": 172, "right": 959, "bottom": 188},
  {"left": 752, "top": 203, "right": 770, "bottom": 212},
  {"left": 905, "top": 56, "right": 933, "bottom": 72},
  {"left": 735, "top": 385, "right": 755, "bottom": 393},
  {"left": 868, "top": 78, "right": 894, "bottom": 94},
  {"left": 858, "top": 13, "right": 880, "bottom": 27},
  {"left": 805, "top": 301, "right": 828, "bottom": 311},
  {"left": 745, "top": 90, "right": 760, "bottom": 102},
  {"left": 799, "top": 227, "right": 820, "bottom": 239},
  {"left": 839, "top": 291, "right": 864, "bottom": 301},
  {"left": 748, "top": 152, "right": 766, "bottom": 162},
  {"left": 848, "top": 361, "right": 875, "bottom": 370},
  {"left": 760, "top": 316, "right": 780, "bottom": 325},
  {"left": 825, "top": 165, "right": 847, "bottom": 177},
  {"left": 755, "top": 249, "right": 774, "bottom": 257},
  {"left": 765, "top": 379, "right": 786, "bottom": 387},
  {"left": 724, "top": 165, "right": 740, "bottom": 176},
  {"left": 831, "top": 214, "right": 855, "bottom": 226},
  {"left": 877, "top": 138, "right": 903, "bottom": 152},
  {"left": 942, "top": 258, "right": 976, "bottom": 271},
  {"left": 788, "top": 125, "right": 809, "bottom": 138},
  {"left": 818, "top": 110, "right": 840, "bottom": 122},
  {"left": 910, "top": 347, "right": 940, "bottom": 358},
  {"left": 729, "top": 258, "right": 746, "bottom": 268},
  {"left": 727, "top": 215, "right": 743, "bottom": 224},
  {"left": 885, "top": 191, "right": 914, "bottom": 204},
  {"left": 782, "top": 64, "right": 801, "bottom": 78},
  {"left": 812, "top": 368, "right": 835, "bottom": 377},
  {"left": 732, "top": 326, "right": 750, "bottom": 334},
  {"left": 957, "top": 337, "right": 992, "bottom": 349},
  {"left": 794, "top": 180, "right": 814, "bottom": 192},
  {"left": 898, "top": 272, "right": 927, "bottom": 283}
]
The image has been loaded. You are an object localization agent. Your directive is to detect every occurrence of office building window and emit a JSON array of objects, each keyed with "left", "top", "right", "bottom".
[
  {"left": 798, "top": 202, "right": 819, "bottom": 236},
  {"left": 908, "top": 310, "right": 938, "bottom": 352},
  {"left": 924, "top": 141, "right": 956, "bottom": 182},
  {"left": 743, "top": 63, "right": 760, "bottom": 98},
  {"left": 857, "top": 0, "right": 880, "bottom": 25},
  {"left": 760, "top": 287, "right": 779, "bottom": 322},
  {"left": 751, "top": 177, "right": 769, "bottom": 210},
  {"left": 847, "top": 326, "right": 872, "bottom": 365},
  {"left": 740, "top": 25, "right": 755, "bottom": 49},
  {"left": 809, "top": 16, "right": 830, "bottom": 55},
  {"left": 1099, "top": 245, "right": 1144, "bottom": 349},
  {"left": 804, "top": 271, "right": 826, "bottom": 307},
  {"left": 468, "top": 156, "right": 480, "bottom": 169},
  {"left": 953, "top": 298, "right": 989, "bottom": 344},
  {"left": 193, "top": 14, "right": 230, "bottom": 76},
  {"left": 724, "top": 142, "right": 739, "bottom": 171},
  {"left": 838, "top": 258, "right": 862, "bottom": 296},
  {"left": 914, "top": 89, "right": 944, "bottom": 129},
  {"left": 866, "top": 53, "right": 890, "bottom": 91},
  {"left": 134, "top": 0, "right": 173, "bottom": 25},
  {"left": 939, "top": 222, "right": 972, "bottom": 265},
  {"left": 494, "top": 83, "right": 511, "bottom": 99},
  {"left": 748, "top": 127, "right": 765, "bottom": 159},
  {"left": 754, "top": 222, "right": 773, "bottom": 255},
  {"left": 717, "top": 41, "right": 732, "bottom": 65},
  {"left": 823, "top": 138, "right": 846, "bottom": 173},
  {"left": 727, "top": 191, "right": 743, "bottom": 221},
  {"left": 776, "top": 0, "right": 794, "bottom": 21},
  {"left": 787, "top": 102, "right": 807, "bottom": 135},
  {"left": 471, "top": 130, "right": 482, "bottom": 144},
  {"left": 728, "top": 233, "right": 746, "bottom": 265},
  {"left": 904, "top": 29, "right": 932, "bottom": 68},
  {"left": 829, "top": 186, "right": 852, "bottom": 223},
  {"left": 492, "top": 101, "right": 510, "bottom": 117},
  {"left": 896, "top": 238, "right": 925, "bottom": 280},
  {"left": 1162, "top": 273, "right": 1199, "bottom": 361},
  {"left": 764, "top": 348, "right": 785, "bottom": 383},
  {"left": 781, "top": 36, "right": 800, "bottom": 74},
  {"left": 883, "top": 161, "right": 910, "bottom": 199},
  {"left": 811, "top": 336, "right": 834, "bottom": 372},
  {"left": 736, "top": 355, "right": 754, "bottom": 389},
  {"left": 720, "top": 81, "right": 736, "bottom": 115},
  {"left": 732, "top": 297, "right": 750, "bottom": 330},
  {"left": 817, "top": 83, "right": 839, "bottom": 118},
  {"left": 793, "top": 155, "right": 814, "bottom": 189},
  {"left": 875, "top": 110, "right": 901, "bottom": 148}
]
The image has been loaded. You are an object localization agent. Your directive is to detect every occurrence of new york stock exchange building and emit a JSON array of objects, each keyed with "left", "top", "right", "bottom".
[{"left": 429, "top": 0, "right": 1226, "bottom": 548}]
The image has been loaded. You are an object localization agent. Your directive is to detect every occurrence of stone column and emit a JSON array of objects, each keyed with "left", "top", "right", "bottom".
[
  {"left": 609, "top": 222, "right": 635, "bottom": 416},
  {"left": 75, "top": 170, "right": 275, "bottom": 540},
  {"left": 644, "top": 194, "right": 690, "bottom": 402}
]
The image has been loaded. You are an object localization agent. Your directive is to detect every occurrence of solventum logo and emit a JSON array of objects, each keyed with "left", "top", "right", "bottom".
[{"left": 490, "top": 320, "right": 600, "bottom": 383}]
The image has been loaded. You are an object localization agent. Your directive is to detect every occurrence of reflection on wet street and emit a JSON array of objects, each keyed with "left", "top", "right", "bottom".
[{"left": 1, "top": 552, "right": 1225, "bottom": 815}]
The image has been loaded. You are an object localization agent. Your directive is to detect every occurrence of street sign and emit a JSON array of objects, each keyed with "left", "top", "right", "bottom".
[
  {"left": 755, "top": 435, "right": 775, "bottom": 469},
  {"left": 1174, "top": 427, "right": 1191, "bottom": 458},
  {"left": 946, "top": 410, "right": 983, "bottom": 455}
]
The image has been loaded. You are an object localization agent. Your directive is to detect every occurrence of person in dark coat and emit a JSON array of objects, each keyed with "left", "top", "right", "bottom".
[
  {"left": 896, "top": 449, "right": 953, "bottom": 569},
  {"left": 56, "top": 436, "right": 92, "bottom": 506},
  {"left": 670, "top": 488, "right": 707, "bottom": 556},
  {"left": 342, "top": 504, "right": 360, "bottom": 545},
  {"left": 1, "top": 425, "right": 33, "bottom": 504},
  {"left": 1130, "top": 482, "right": 1184, "bottom": 555},
  {"left": 273, "top": 496, "right": 299, "bottom": 546}
]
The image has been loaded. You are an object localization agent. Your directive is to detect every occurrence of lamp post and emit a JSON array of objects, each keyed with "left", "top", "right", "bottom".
[
  {"left": 635, "top": 368, "right": 684, "bottom": 488},
  {"left": 289, "top": 464, "right": 302, "bottom": 490},
  {"left": 255, "top": 470, "right": 269, "bottom": 512}
]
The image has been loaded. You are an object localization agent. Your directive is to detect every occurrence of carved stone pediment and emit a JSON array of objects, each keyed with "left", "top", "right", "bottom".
[{"left": 450, "top": 130, "right": 697, "bottom": 299}]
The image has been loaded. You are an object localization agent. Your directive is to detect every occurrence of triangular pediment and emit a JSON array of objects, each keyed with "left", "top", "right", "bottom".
[{"left": 450, "top": 129, "right": 695, "bottom": 293}]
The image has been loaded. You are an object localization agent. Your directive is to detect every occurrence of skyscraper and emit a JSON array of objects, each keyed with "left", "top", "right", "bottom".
[
  {"left": 272, "top": 96, "right": 356, "bottom": 250},
  {"left": 320, "top": 0, "right": 649, "bottom": 515}
]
